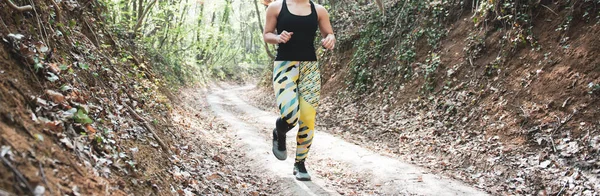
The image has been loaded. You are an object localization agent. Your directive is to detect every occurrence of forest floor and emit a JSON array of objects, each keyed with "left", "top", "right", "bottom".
[
  {"left": 198, "top": 82, "right": 486, "bottom": 195},
  {"left": 244, "top": 82, "right": 600, "bottom": 195}
]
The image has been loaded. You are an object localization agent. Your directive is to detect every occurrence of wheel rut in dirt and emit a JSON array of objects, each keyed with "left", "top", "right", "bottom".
[{"left": 205, "top": 84, "right": 488, "bottom": 195}]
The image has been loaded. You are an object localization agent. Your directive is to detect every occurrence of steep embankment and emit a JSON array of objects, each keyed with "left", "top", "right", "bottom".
[
  {"left": 315, "top": 1, "right": 599, "bottom": 195},
  {"left": 0, "top": 1, "right": 274, "bottom": 195}
]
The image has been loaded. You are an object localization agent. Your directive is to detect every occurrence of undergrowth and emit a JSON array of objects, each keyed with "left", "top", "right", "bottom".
[{"left": 333, "top": 0, "right": 600, "bottom": 95}]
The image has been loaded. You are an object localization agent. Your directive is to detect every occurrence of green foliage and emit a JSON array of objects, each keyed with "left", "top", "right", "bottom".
[
  {"left": 335, "top": 0, "right": 600, "bottom": 95},
  {"left": 101, "top": 0, "right": 270, "bottom": 87},
  {"left": 46, "top": 73, "right": 60, "bottom": 82},
  {"left": 421, "top": 53, "right": 440, "bottom": 92},
  {"left": 348, "top": 21, "right": 386, "bottom": 92},
  {"left": 341, "top": 0, "right": 453, "bottom": 94},
  {"left": 464, "top": 32, "right": 485, "bottom": 60},
  {"left": 74, "top": 109, "right": 94, "bottom": 124},
  {"left": 78, "top": 63, "right": 90, "bottom": 70},
  {"left": 485, "top": 57, "right": 503, "bottom": 76}
]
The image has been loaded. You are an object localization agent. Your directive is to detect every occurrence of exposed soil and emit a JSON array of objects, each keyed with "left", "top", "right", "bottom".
[{"left": 0, "top": 1, "right": 277, "bottom": 195}]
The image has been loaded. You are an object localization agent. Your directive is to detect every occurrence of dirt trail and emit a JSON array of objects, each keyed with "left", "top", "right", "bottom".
[{"left": 202, "top": 83, "right": 487, "bottom": 195}]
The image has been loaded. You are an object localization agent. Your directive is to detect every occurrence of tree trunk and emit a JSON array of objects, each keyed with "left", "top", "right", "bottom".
[
  {"left": 216, "top": 0, "right": 232, "bottom": 45},
  {"left": 201, "top": 11, "right": 217, "bottom": 62},
  {"left": 253, "top": 0, "right": 275, "bottom": 59},
  {"left": 171, "top": 4, "right": 189, "bottom": 49},
  {"left": 133, "top": 0, "right": 158, "bottom": 38},
  {"left": 196, "top": 3, "right": 205, "bottom": 60},
  {"left": 137, "top": 0, "right": 144, "bottom": 21}
]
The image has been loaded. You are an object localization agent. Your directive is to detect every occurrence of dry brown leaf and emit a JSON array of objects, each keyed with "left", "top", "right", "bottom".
[
  {"left": 85, "top": 124, "right": 97, "bottom": 134},
  {"left": 206, "top": 173, "right": 220, "bottom": 181},
  {"left": 48, "top": 63, "right": 60, "bottom": 74},
  {"left": 45, "top": 90, "right": 65, "bottom": 103},
  {"left": 45, "top": 121, "right": 63, "bottom": 132}
]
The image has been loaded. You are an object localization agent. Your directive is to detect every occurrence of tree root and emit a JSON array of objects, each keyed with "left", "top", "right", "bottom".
[
  {"left": 126, "top": 105, "right": 172, "bottom": 154},
  {"left": 3, "top": 0, "right": 33, "bottom": 12}
]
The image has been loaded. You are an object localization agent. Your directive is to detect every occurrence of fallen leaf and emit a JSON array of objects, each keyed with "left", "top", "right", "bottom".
[
  {"left": 78, "top": 62, "right": 89, "bottom": 70},
  {"left": 206, "top": 173, "right": 220, "bottom": 181},
  {"left": 60, "top": 85, "right": 73, "bottom": 92},
  {"left": 8, "top": 33, "right": 24, "bottom": 40},
  {"left": 45, "top": 90, "right": 65, "bottom": 103},
  {"left": 34, "top": 134, "right": 44, "bottom": 141},
  {"left": 46, "top": 72, "right": 59, "bottom": 82},
  {"left": 213, "top": 154, "right": 225, "bottom": 163},
  {"left": 35, "top": 97, "right": 49, "bottom": 106},
  {"left": 48, "top": 63, "right": 60, "bottom": 74},
  {"left": 539, "top": 160, "right": 552, "bottom": 168},
  {"left": 59, "top": 137, "right": 74, "bottom": 149},
  {"left": 59, "top": 64, "right": 69, "bottom": 71},
  {"left": 34, "top": 41, "right": 49, "bottom": 53},
  {"left": 45, "top": 120, "right": 62, "bottom": 132},
  {"left": 62, "top": 108, "right": 78, "bottom": 119},
  {"left": 73, "top": 109, "right": 93, "bottom": 124},
  {"left": 1, "top": 146, "right": 12, "bottom": 157},
  {"left": 85, "top": 124, "right": 97, "bottom": 134},
  {"left": 72, "top": 186, "right": 81, "bottom": 196}
]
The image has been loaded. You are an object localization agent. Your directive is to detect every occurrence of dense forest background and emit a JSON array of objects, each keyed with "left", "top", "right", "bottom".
[{"left": 100, "top": 0, "right": 273, "bottom": 85}]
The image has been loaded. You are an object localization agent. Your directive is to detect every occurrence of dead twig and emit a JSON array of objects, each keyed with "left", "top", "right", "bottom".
[
  {"left": 561, "top": 97, "right": 572, "bottom": 108},
  {"left": 1, "top": 156, "right": 34, "bottom": 194},
  {"left": 557, "top": 181, "right": 568, "bottom": 195},
  {"left": 66, "top": 155, "right": 86, "bottom": 177},
  {"left": 3, "top": 0, "right": 33, "bottom": 12},
  {"left": 552, "top": 110, "right": 576, "bottom": 135},
  {"left": 83, "top": 15, "right": 100, "bottom": 47},
  {"left": 549, "top": 136, "right": 557, "bottom": 152},
  {"left": 28, "top": 0, "right": 49, "bottom": 46},
  {"left": 126, "top": 105, "right": 172, "bottom": 154},
  {"left": 38, "top": 162, "right": 53, "bottom": 194},
  {"left": 541, "top": 4, "right": 559, "bottom": 16}
]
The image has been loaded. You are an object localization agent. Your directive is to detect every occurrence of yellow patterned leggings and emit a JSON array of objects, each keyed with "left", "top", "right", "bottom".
[{"left": 273, "top": 61, "right": 320, "bottom": 163}]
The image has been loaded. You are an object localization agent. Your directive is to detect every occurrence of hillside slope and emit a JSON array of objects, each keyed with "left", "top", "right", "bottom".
[
  {"left": 0, "top": 1, "right": 275, "bottom": 195},
  {"left": 316, "top": 0, "right": 600, "bottom": 195}
]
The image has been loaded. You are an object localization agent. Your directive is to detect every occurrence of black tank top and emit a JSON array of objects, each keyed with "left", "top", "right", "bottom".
[{"left": 275, "top": 0, "right": 318, "bottom": 61}]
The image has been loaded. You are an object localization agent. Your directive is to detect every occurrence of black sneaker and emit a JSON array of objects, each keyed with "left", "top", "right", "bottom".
[
  {"left": 272, "top": 128, "right": 287, "bottom": 160},
  {"left": 293, "top": 161, "right": 311, "bottom": 181}
]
